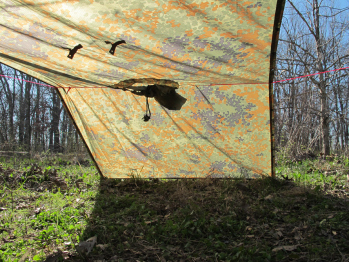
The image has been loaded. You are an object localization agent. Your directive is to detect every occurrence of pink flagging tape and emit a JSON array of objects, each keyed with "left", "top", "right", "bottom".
[
  {"left": 272, "top": 66, "right": 349, "bottom": 84},
  {"left": 1, "top": 66, "right": 348, "bottom": 89},
  {"left": 210, "top": 66, "right": 349, "bottom": 86},
  {"left": 0, "top": 74, "right": 55, "bottom": 87}
]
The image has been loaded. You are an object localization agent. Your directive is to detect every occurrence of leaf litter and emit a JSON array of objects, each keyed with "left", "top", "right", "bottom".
[{"left": 0, "top": 160, "right": 349, "bottom": 261}]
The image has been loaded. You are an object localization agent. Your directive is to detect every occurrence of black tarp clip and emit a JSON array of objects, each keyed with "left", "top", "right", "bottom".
[
  {"left": 105, "top": 40, "right": 126, "bottom": 55},
  {"left": 67, "top": 44, "right": 83, "bottom": 59}
]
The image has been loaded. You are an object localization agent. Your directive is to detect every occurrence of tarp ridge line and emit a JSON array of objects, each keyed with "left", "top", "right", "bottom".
[{"left": 0, "top": 66, "right": 348, "bottom": 89}]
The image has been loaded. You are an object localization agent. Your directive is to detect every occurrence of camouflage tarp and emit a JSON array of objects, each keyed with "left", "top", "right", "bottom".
[{"left": 0, "top": 0, "right": 284, "bottom": 178}]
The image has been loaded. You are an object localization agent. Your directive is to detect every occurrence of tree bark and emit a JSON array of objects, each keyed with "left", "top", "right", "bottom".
[
  {"left": 49, "top": 89, "right": 62, "bottom": 153},
  {"left": 23, "top": 78, "right": 32, "bottom": 151}
]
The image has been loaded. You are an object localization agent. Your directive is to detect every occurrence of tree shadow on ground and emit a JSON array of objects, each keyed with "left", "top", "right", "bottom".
[{"left": 78, "top": 176, "right": 349, "bottom": 262}]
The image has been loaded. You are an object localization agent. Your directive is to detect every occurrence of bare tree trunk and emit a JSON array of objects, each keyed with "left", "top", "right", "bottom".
[
  {"left": 61, "top": 110, "right": 68, "bottom": 153},
  {"left": 312, "top": 0, "right": 330, "bottom": 155},
  {"left": 33, "top": 84, "right": 41, "bottom": 151},
  {"left": 23, "top": 79, "right": 32, "bottom": 151},
  {"left": 0, "top": 64, "right": 16, "bottom": 147},
  {"left": 17, "top": 72, "right": 25, "bottom": 146},
  {"left": 49, "top": 89, "right": 62, "bottom": 153}
]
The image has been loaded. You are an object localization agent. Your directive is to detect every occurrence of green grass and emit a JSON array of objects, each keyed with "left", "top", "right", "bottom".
[
  {"left": 275, "top": 153, "right": 349, "bottom": 191},
  {"left": 0, "top": 154, "right": 349, "bottom": 261}
]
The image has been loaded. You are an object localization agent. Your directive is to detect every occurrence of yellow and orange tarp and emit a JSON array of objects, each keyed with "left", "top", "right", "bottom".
[{"left": 0, "top": 0, "right": 284, "bottom": 178}]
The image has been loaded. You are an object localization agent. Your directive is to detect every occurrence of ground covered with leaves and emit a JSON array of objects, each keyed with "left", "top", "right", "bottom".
[{"left": 0, "top": 154, "right": 349, "bottom": 261}]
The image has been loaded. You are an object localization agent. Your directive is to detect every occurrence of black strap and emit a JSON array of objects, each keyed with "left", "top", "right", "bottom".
[
  {"left": 105, "top": 40, "right": 126, "bottom": 55},
  {"left": 67, "top": 44, "right": 83, "bottom": 59},
  {"left": 142, "top": 86, "right": 152, "bottom": 122}
]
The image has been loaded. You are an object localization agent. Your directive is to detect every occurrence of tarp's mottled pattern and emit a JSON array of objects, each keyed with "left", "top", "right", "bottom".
[{"left": 0, "top": 0, "right": 278, "bottom": 178}]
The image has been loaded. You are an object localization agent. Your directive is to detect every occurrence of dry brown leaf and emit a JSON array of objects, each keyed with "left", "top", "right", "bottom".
[
  {"left": 18, "top": 249, "right": 31, "bottom": 262},
  {"left": 16, "top": 203, "right": 29, "bottom": 210},
  {"left": 145, "top": 220, "right": 157, "bottom": 224},
  {"left": 276, "top": 231, "right": 283, "bottom": 237},
  {"left": 272, "top": 245, "right": 299, "bottom": 252},
  {"left": 76, "top": 235, "right": 97, "bottom": 255},
  {"left": 294, "top": 233, "right": 302, "bottom": 240},
  {"left": 264, "top": 194, "right": 274, "bottom": 201},
  {"left": 291, "top": 227, "right": 300, "bottom": 233},
  {"left": 110, "top": 255, "right": 119, "bottom": 261},
  {"left": 96, "top": 243, "right": 109, "bottom": 250}
]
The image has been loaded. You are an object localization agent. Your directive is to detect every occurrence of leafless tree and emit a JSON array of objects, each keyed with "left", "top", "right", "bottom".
[
  {"left": 0, "top": 64, "right": 84, "bottom": 154},
  {"left": 274, "top": 0, "right": 349, "bottom": 156}
]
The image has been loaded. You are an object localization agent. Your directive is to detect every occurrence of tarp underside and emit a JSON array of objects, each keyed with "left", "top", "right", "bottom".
[{"left": 0, "top": 0, "right": 279, "bottom": 178}]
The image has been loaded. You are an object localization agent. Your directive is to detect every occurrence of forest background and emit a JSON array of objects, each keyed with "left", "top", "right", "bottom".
[
  {"left": 1, "top": 1, "right": 349, "bottom": 261},
  {"left": 0, "top": 0, "right": 348, "bottom": 161}
]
